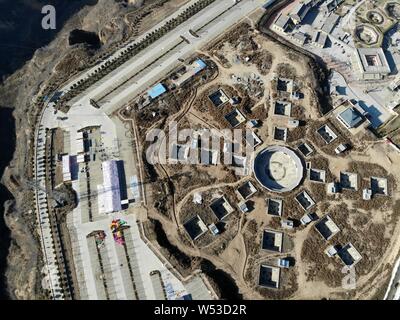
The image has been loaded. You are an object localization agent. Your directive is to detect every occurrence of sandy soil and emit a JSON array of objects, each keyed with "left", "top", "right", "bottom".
[{"left": 141, "top": 17, "right": 400, "bottom": 300}]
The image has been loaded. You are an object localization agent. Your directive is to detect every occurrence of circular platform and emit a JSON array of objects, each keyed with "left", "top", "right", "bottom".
[{"left": 253, "top": 146, "right": 305, "bottom": 193}]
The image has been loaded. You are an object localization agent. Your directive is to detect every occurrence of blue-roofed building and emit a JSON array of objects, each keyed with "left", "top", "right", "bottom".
[
  {"left": 337, "top": 107, "right": 364, "bottom": 129},
  {"left": 193, "top": 58, "right": 207, "bottom": 74},
  {"left": 148, "top": 83, "right": 167, "bottom": 99}
]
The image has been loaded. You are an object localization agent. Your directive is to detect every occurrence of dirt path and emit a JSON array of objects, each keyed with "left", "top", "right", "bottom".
[
  {"left": 175, "top": 179, "right": 246, "bottom": 223},
  {"left": 149, "top": 209, "right": 261, "bottom": 299}
]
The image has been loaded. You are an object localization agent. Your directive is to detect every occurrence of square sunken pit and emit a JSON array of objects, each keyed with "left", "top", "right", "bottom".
[
  {"left": 340, "top": 172, "right": 358, "bottom": 190},
  {"left": 274, "top": 100, "right": 292, "bottom": 116},
  {"left": 296, "top": 191, "right": 316, "bottom": 211},
  {"left": 258, "top": 264, "right": 281, "bottom": 289},
  {"left": 274, "top": 127, "right": 288, "bottom": 142},
  {"left": 237, "top": 181, "right": 257, "bottom": 200},
  {"left": 277, "top": 77, "right": 294, "bottom": 93},
  {"left": 209, "top": 89, "right": 229, "bottom": 108},
  {"left": 267, "top": 198, "right": 283, "bottom": 216},
  {"left": 337, "top": 243, "right": 362, "bottom": 267},
  {"left": 298, "top": 142, "right": 314, "bottom": 157},
  {"left": 370, "top": 177, "right": 388, "bottom": 196},
  {"left": 183, "top": 215, "right": 208, "bottom": 241},
  {"left": 315, "top": 215, "right": 340, "bottom": 241},
  {"left": 210, "top": 196, "right": 234, "bottom": 221},
  {"left": 317, "top": 124, "right": 338, "bottom": 144},
  {"left": 262, "top": 229, "right": 283, "bottom": 252},
  {"left": 225, "top": 108, "right": 246, "bottom": 128},
  {"left": 309, "top": 168, "right": 326, "bottom": 183}
]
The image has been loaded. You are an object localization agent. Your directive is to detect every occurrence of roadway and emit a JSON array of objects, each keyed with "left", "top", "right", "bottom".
[
  {"left": 34, "top": 0, "right": 266, "bottom": 300},
  {"left": 70, "top": 0, "right": 266, "bottom": 114},
  {"left": 385, "top": 256, "right": 400, "bottom": 300}
]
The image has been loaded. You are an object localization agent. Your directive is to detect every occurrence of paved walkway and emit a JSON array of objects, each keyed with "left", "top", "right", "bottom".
[{"left": 34, "top": 0, "right": 267, "bottom": 300}]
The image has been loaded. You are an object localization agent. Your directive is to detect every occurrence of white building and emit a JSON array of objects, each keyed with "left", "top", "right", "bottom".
[
  {"left": 272, "top": 14, "right": 294, "bottom": 33},
  {"left": 62, "top": 155, "right": 72, "bottom": 182},
  {"left": 98, "top": 160, "right": 122, "bottom": 214},
  {"left": 312, "top": 31, "right": 328, "bottom": 48},
  {"left": 291, "top": 32, "right": 308, "bottom": 45},
  {"left": 355, "top": 48, "right": 391, "bottom": 80},
  {"left": 290, "top": 2, "right": 311, "bottom": 24},
  {"left": 389, "top": 75, "right": 400, "bottom": 91}
]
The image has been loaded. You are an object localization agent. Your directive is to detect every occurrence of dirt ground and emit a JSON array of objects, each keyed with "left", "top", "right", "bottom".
[{"left": 135, "top": 18, "right": 400, "bottom": 300}]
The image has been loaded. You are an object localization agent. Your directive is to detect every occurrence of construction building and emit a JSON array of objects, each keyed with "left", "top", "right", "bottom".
[{"left": 173, "top": 58, "right": 207, "bottom": 87}]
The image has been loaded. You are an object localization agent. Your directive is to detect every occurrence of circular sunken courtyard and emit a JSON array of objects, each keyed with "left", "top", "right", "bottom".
[
  {"left": 367, "top": 10, "right": 384, "bottom": 25},
  {"left": 386, "top": 2, "right": 400, "bottom": 19},
  {"left": 253, "top": 145, "right": 305, "bottom": 193}
]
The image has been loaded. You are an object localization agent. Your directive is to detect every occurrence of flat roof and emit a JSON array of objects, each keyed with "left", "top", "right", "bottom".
[
  {"left": 292, "top": 32, "right": 307, "bottom": 43},
  {"left": 148, "top": 83, "right": 167, "bottom": 99},
  {"left": 274, "top": 14, "right": 292, "bottom": 29},
  {"left": 338, "top": 107, "right": 364, "bottom": 128},
  {"left": 321, "top": 13, "right": 340, "bottom": 34},
  {"left": 98, "top": 160, "right": 122, "bottom": 214},
  {"left": 193, "top": 58, "right": 207, "bottom": 73},
  {"left": 313, "top": 31, "right": 328, "bottom": 47},
  {"left": 356, "top": 48, "right": 391, "bottom": 74},
  {"left": 315, "top": 215, "right": 340, "bottom": 241},
  {"left": 290, "top": 3, "right": 310, "bottom": 20}
]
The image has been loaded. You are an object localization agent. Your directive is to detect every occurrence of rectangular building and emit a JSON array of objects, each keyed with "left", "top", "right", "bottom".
[
  {"left": 148, "top": 83, "right": 167, "bottom": 99},
  {"left": 272, "top": 14, "right": 294, "bottom": 33},
  {"left": 355, "top": 48, "right": 391, "bottom": 80},
  {"left": 312, "top": 31, "right": 328, "bottom": 48},
  {"left": 98, "top": 160, "right": 122, "bottom": 214},
  {"left": 290, "top": 2, "right": 311, "bottom": 24},
  {"left": 321, "top": 13, "right": 340, "bottom": 34}
]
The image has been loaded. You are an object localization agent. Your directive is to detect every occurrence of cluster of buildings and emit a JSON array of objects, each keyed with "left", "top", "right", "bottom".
[
  {"left": 316, "top": 215, "right": 362, "bottom": 268},
  {"left": 272, "top": 0, "right": 398, "bottom": 83},
  {"left": 137, "top": 58, "right": 207, "bottom": 110},
  {"left": 272, "top": 0, "right": 343, "bottom": 46},
  {"left": 355, "top": 47, "right": 392, "bottom": 80}
]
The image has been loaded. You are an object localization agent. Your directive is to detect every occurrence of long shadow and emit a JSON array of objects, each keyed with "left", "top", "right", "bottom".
[
  {"left": 0, "top": 0, "right": 98, "bottom": 80},
  {"left": 382, "top": 30, "right": 399, "bottom": 75},
  {"left": 150, "top": 219, "right": 192, "bottom": 270},
  {"left": 0, "top": 107, "right": 16, "bottom": 300},
  {"left": 200, "top": 259, "right": 242, "bottom": 300}
]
